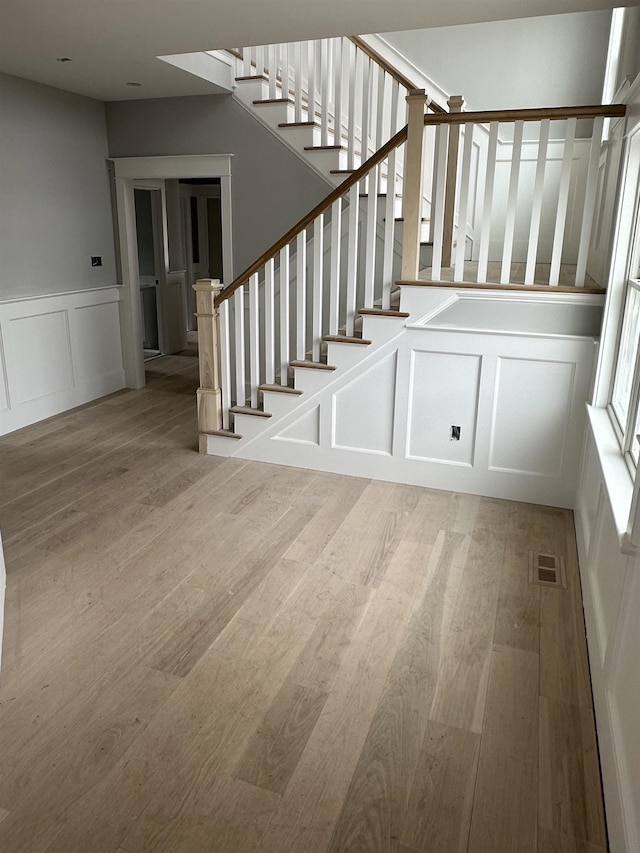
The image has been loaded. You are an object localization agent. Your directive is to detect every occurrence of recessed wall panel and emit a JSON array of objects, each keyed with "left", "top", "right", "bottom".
[
  {"left": 489, "top": 357, "right": 574, "bottom": 476},
  {"left": 10, "top": 310, "right": 73, "bottom": 404},
  {"left": 407, "top": 350, "right": 480, "bottom": 466},
  {"left": 332, "top": 352, "right": 396, "bottom": 455},
  {"left": 74, "top": 301, "right": 123, "bottom": 384}
]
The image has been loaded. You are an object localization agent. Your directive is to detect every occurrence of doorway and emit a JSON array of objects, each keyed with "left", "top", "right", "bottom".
[
  {"left": 111, "top": 154, "right": 233, "bottom": 390},
  {"left": 180, "top": 179, "right": 225, "bottom": 332},
  {"left": 134, "top": 187, "right": 163, "bottom": 359}
]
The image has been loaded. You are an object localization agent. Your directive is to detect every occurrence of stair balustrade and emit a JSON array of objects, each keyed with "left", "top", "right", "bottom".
[
  {"left": 417, "top": 104, "right": 626, "bottom": 287},
  {"left": 195, "top": 41, "right": 626, "bottom": 446},
  {"left": 230, "top": 36, "right": 444, "bottom": 171}
]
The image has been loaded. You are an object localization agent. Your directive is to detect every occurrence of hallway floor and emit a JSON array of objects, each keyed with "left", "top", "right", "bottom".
[{"left": 0, "top": 348, "right": 607, "bottom": 852}]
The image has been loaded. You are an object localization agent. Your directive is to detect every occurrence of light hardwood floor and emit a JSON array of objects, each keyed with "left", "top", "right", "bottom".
[{"left": 0, "top": 345, "right": 607, "bottom": 852}]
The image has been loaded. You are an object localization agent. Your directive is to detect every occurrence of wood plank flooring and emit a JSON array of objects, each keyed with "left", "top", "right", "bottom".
[{"left": 0, "top": 345, "right": 607, "bottom": 852}]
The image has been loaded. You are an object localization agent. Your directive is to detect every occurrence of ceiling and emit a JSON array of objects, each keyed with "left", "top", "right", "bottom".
[{"left": 0, "top": 0, "right": 633, "bottom": 102}]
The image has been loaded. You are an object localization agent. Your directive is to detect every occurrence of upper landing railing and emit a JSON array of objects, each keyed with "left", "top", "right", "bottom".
[{"left": 229, "top": 36, "right": 445, "bottom": 170}]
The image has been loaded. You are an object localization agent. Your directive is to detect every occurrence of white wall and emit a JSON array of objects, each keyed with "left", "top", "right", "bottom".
[
  {"left": 575, "top": 420, "right": 640, "bottom": 853},
  {"left": 0, "top": 73, "right": 117, "bottom": 299},
  {"left": 105, "top": 94, "right": 330, "bottom": 279},
  {"left": 381, "top": 10, "right": 611, "bottom": 112}
]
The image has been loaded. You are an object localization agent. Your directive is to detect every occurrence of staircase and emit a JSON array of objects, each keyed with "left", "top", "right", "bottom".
[{"left": 191, "top": 36, "right": 625, "bottom": 505}]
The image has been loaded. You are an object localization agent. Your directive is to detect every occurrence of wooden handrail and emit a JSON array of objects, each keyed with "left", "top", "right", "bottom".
[
  {"left": 348, "top": 37, "right": 446, "bottom": 114},
  {"left": 215, "top": 125, "right": 409, "bottom": 307},
  {"left": 423, "top": 103, "right": 626, "bottom": 126}
]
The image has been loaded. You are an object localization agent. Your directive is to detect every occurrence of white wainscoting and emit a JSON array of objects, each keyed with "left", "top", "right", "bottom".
[
  {"left": 0, "top": 287, "right": 125, "bottom": 436},
  {"left": 236, "top": 308, "right": 597, "bottom": 508},
  {"left": 575, "top": 419, "right": 640, "bottom": 853}
]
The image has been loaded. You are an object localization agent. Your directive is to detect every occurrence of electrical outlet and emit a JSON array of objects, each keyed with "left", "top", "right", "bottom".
[
  {"left": 450, "top": 425, "right": 461, "bottom": 441},
  {"left": 91, "top": 256, "right": 102, "bottom": 267}
]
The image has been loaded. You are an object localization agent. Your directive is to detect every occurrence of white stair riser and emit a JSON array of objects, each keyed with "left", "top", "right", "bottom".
[
  {"left": 360, "top": 315, "right": 409, "bottom": 342},
  {"left": 292, "top": 368, "right": 334, "bottom": 394},
  {"left": 201, "top": 434, "right": 238, "bottom": 457},
  {"left": 233, "top": 78, "right": 269, "bottom": 103},
  {"left": 305, "top": 148, "right": 349, "bottom": 174},
  {"left": 259, "top": 391, "right": 303, "bottom": 418},
  {"left": 324, "top": 342, "right": 369, "bottom": 371},
  {"left": 230, "top": 413, "right": 272, "bottom": 440},
  {"left": 251, "top": 101, "right": 295, "bottom": 129},
  {"left": 279, "top": 125, "right": 323, "bottom": 151}
]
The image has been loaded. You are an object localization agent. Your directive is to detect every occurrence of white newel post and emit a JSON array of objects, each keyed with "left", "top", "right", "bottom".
[
  {"left": 193, "top": 279, "right": 224, "bottom": 453},
  {"left": 401, "top": 90, "right": 427, "bottom": 281}
]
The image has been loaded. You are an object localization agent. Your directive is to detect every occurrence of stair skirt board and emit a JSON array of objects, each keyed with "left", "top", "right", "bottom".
[{"left": 203, "top": 291, "right": 597, "bottom": 509}]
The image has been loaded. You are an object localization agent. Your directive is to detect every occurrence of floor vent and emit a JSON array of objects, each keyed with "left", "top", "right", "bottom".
[{"left": 528, "top": 551, "right": 567, "bottom": 589}]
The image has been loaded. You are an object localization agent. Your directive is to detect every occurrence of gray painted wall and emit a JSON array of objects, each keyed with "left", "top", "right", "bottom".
[
  {"left": 106, "top": 95, "right": 330, "bottom": 278},
  {"left": 0, "top": 73, "right": 117, "bottom": 300},
  {"left": 381, "top": 10, "right": 611, "bottom": 111}
]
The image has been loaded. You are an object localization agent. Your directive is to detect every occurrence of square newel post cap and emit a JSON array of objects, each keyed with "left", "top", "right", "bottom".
[
  {"left": 447, "top": 95, "right": 465, "bottom": 112},
  {"left": 406, "top": 88, "right": 427, "bottom": 105},
  {"left": 193, "top": 278, "right": 223, "bottom": 295}
]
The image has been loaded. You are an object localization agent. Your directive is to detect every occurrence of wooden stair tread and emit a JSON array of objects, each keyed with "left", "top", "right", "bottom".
[
  {"left": 304, "top": 144, "right": 347, "bottom": 152},
  {"left": 253, "top": 97, "right": 294, "bottom": 105},
  {"left": 258, "top": 384, "right": 303, "bottom": 395},
  {"left": 229, "top": 405, "right": 272, "bottom": 417},
  {"left": 322, "top": 335, "right": 372, "bottom": 345},
  {"left": 278, "top": 120, "right": 320, "bottom": 128},
  {"left": 235, "top": 74, "right": 267, "bottom": 82},
  {"left": 290, "top": 360, "right": 336, "bottom": 371},
  {"left": 358, "top": 308, "right": 410, "bottom": 318},
  {"left": 331, "top": 169, "right": 357, "bottom": 175},
  {"left": 202, "top": 428, "right": 243, "bottom": 439}
]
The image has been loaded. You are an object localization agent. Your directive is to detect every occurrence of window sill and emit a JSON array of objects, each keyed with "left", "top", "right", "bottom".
[{"left": 587, "top": 404, "right": 637, "bottom": 554}]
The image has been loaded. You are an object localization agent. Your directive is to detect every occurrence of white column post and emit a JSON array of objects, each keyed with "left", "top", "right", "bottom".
[
  {"left": 193, "top": 278, "right": 224, "bottom": 453},
  {"left": 401, "top": 90, "right": 427, "bottom": 281}
]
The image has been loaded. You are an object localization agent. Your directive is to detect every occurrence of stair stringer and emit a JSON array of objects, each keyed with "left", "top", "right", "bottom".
[{"left": 203, "top": 286, "right": 599, "bottom": 508}]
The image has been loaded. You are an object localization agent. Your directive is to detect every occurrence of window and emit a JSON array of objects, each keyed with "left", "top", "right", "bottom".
[{"left": 609, "top": 197, "right": 640, "bottom": 470}]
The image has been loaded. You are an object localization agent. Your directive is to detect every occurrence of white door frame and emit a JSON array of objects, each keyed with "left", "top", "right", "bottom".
[{"left": 111, "top": 155, "right": 233, "bottom": 388}]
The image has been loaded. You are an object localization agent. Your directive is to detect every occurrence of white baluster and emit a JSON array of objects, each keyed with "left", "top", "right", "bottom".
[
  {"left": 293, "top": 42, "right": 302, "bottom": 123},
  {"left": 312, "top": 215, "right": 324, "bottom": 361},
  {"left": 383, "top": 148, "right": 397, "bottom": 307},
  {"left": 320, "top": 39, "right": 330, "bottom": 147},
  {"left": 575, "top": 116, "right": 605, "bottom": 287},
  {"left": 500, "top": 121, "right": 524, "bottom": 284},
  {"left": 347, "top": 41, "right": 357, "bottom": 170},
  {"left": 281, "top": 43, "right": 290, "bottom": 99},
  {"left": 329, "top": 199, "right": 342, "bottom": 335},
  {"left": 267, "top": 45, "right": 277, "bottom": 99},
  {"left": 346, "top": 183, "right": 360, "bottom": 335},
  {"left": 242, "top": 48, "right": 251, "bottom": 77},
  {"left": 264, "top": 258, "right": 275, "bottom": 384},
  {"left": 454, "top": 124, "right": 474, "bottom": 282},
  {"left": 255, "top": 46, "right": 265, "bottom": 79},
  {"left": 360, "top": 56, "right": 370, "bottom": 164},
  {"left": 364, "top": 163, "right": 378, "bottom": 308},
  {"left": 476, "top": 121, "right": 499, "bottom": 284},
  {"left": 219, "top": 299, "right": 231, "bottom": 429},
  {"left": 248, "top": 273, "right": 260, "bottom": 406},
  {"left": 549, "top": 117, "right": 577, "bottom": 287},
  {"left": 296, "top": 231, "right": 307, "bottom": 360},
  {"left": 279, "top": 247, "right": 290, "bottom": 385},
  {"left": 431, "top": 125, "right": 450, "bottom": 281},
  {"left": 524, "top": 119, "right": 550, "bottom": 285},
  {"left": 234, "top": 287, "right": 245, "bottom": 406},
  {"left": 308, "top": 41, "right": 317, "bottom": 123},
  {"left": 375, "top": 66, "right": 385, "bottom": 150},
  {"left": 333, "top": 39, "right": 343, "bottom": 146}
]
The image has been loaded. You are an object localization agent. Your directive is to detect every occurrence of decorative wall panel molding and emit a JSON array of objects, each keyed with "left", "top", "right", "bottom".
[{"left": 0, "top": 287, "right": 125, "bottom": 435}]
